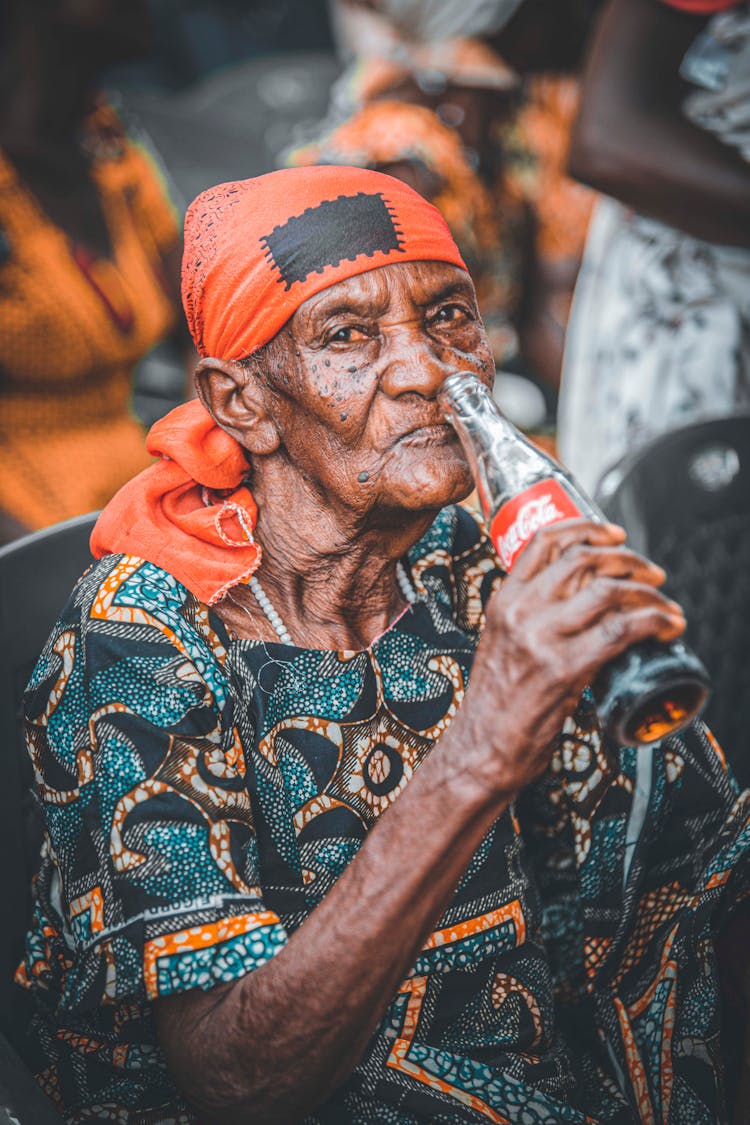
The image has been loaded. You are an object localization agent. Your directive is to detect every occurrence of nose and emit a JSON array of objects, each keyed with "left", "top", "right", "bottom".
[{"left": 378, "top": 328, "right": 454, "bottom": 400}]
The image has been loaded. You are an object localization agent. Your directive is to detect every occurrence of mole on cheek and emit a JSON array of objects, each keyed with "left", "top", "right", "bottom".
[
  {"left": 357, "top": 471, "right": 370, "bottom": 483},
  {"left": 340, "top": 412, "right": 348, "bottom": 421},
  {"left": 324, "top": 359, "right": 331, "bottom": 367}
]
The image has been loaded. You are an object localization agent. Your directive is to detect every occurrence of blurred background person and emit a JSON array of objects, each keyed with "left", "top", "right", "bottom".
[
  {"left": 488, "top": 0, "right": 603, "bottom": 393},
  {"left": 289, "top": 28, "right": 528, "bottom": 374},
  {"left": 558, "top": 0, "right": 750, "bottom": 494},
  {"left": 0, "top": 0, "right": 188, "bottom": 545},
  {"left": 293, "top": 0, "right": 599, "bottom": 440}
]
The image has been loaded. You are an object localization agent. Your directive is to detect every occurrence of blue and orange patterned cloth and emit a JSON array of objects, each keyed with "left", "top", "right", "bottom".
[{"left": 17, "top": 505, "right": 750, "bottom": 1122}]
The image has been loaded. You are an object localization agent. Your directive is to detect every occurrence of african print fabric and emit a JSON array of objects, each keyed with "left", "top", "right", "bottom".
[{"left": 17, "top": 504, "right": 750, "bottom": 1123}]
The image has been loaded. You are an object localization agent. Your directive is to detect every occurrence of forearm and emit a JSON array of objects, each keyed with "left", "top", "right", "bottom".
[
  {"left": 569, "top": 0, "right": 750, "bottom": 246},
  {"left": 157, "top": 723, "right": 507, "bottom": 1124},
  {"left": 571, "top": 101, "right": 750, "bottom": 246},
  {"left": 156, "top": 519, "right": 683, "bottom": 1123}
]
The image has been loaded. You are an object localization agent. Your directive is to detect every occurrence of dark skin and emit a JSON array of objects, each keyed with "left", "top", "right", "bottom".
[
  {"left": 154, "top": 260, "right": 686, "bottom": 1123},
  {"left": 568, "top": 0, "right": 750, "bottom": 247},
  {"left": 200, "top": 262, "right": 497, "bottom": 650},
  {"left": 489, "top": 0, "right": 603, "bottom": 75}
]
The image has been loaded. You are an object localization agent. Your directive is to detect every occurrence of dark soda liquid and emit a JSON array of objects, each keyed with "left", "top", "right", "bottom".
[{"left": 591, "top": 638, "right": 711, "bottom": 745}]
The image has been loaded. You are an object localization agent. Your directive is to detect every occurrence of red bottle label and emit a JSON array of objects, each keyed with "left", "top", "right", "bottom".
[{"left": 490, "top": 478, "right": 583, "bottom": 571}]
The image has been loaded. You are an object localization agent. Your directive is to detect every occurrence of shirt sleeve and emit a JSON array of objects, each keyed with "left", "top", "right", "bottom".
[
  {"left": 122, "top": 137, "right": 181, "bottom": 260},
  {"left": 22, "top": 556, "right": 287, "bottom": 1015},
  {"left": 660, "top": 0, "right": 737, "bottom": 12}
]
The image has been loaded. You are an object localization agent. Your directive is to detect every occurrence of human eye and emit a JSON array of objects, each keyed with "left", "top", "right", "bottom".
[
  {"left": 326, "top": 323, "right": 372, "bottom": 346},
  {"left": 429, "top": 302, "right": 474, "bottom": 327}
]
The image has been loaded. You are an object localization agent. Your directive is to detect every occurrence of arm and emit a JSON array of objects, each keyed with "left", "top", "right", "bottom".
[
  {"left": 157, "top": 717, "right": 510, "bottom": 1123},
  {"left": 568, "top": 0, "right": 750, "bottom": 246},
  {"left": 154, "top": 520, "right": 686, "bottom": 1124}
]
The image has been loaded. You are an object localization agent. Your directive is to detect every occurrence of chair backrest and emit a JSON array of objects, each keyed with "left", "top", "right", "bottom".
[
  {"left": 595, "top": 414, "right": 750, "bottom": 785},
  {"left": 0, "top": 514, "right": 97, "bottom": 1035}
]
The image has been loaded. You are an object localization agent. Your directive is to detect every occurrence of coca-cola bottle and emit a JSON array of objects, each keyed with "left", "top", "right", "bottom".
[{"left": 439, "top": 372, "right": 711, "bottom": 746}]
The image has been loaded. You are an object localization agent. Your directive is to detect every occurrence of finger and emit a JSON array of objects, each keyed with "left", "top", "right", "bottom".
[
  {"left": 569, "top": 605, "right": 687, "bottom": 683},
  {"left": 534, "top": 605, "right": 688, "bottom": 703},
  {"left": 547, "top": 578, "right": 685, "bottom": 637},
  {"left": 534, "top": 543, "right": 667, "bottom": 600},
  {"left": 510, "top": 519, "right": 627, "bottom": 582}
]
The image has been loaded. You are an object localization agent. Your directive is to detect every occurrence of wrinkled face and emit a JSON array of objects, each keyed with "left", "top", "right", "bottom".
[{"left": 257, "top": 259, "right": 495, "bottom": 525}]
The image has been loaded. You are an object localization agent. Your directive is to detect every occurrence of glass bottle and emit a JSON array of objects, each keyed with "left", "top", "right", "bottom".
[{"left": 439, "top": 372, "right": 711, "bottom": 746}]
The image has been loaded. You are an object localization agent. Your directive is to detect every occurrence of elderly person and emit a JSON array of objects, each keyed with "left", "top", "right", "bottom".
[{"left": 17, "top": 166, "right": 749, "bottom": 1123}]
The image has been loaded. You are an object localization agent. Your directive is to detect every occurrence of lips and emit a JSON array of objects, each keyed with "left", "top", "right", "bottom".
[{"left": 397, "top": 423, "right": 457, "bottom": 447}]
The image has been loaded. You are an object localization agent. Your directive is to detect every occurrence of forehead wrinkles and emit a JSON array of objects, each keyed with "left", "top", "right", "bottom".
[
  {"left": 290, "top": 261, "right": 474, "bottom": 338},
  {"left": 292, "top": 269, "right": 392, "bottom": 335}
]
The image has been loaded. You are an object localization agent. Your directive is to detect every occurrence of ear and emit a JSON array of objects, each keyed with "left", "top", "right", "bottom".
[{"left": 194, "top": 357, "right": 281, "bottom": 456}]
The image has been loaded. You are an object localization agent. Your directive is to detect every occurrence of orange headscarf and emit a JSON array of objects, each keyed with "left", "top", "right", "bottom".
[
  {"left": 181, "top": 165, "right": 465, "bottom": 360},
  {"left": 91, "top": 166, "right": 466, "bottom": 604}
]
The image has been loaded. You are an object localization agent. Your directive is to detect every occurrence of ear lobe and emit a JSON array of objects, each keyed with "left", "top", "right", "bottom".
[{"left": 194, "top": 357, "right": 281, "bottom": 455}]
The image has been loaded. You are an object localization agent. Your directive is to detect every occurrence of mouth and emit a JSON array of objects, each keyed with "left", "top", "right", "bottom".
[{"left": 397, "top": 423, "right": 457, "bottom": 448}]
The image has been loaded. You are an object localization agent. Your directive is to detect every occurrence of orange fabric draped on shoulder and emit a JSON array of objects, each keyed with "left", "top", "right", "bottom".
[{"left": 90, "top": 398, "right": 260, "bottom": 605}]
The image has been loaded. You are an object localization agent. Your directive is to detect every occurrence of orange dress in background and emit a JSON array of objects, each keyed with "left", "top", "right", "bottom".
[
  {"left": 0, "top": 107, "right": 179, "bottom": 531},
  {"left": 505, "top": 74, "right": 597, "bottom": 328},
  {"left": 289, "top": 99, "right": 530, "bottom": 366}
]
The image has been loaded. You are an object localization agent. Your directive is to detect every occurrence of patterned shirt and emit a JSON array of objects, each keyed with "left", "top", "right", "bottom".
[{"left": 18, "top": 505, "right": 750, "bottom": 1123}]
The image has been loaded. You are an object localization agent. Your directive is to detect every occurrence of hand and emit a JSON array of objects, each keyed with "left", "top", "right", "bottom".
[{"left": 452, "top": 519, "right": 686, "bottom": 800}]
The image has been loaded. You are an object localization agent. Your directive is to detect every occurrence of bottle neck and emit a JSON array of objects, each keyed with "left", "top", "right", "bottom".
[
  {"left": 440, "top": 374, "right": 560, "bottom": 521},
  {"left": 440, "top": 374, "right": 601, "bottom": 559}
]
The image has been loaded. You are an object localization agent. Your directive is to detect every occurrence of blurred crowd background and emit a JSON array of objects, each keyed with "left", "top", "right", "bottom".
[{"left": 0, "top": 0, "right": 748, "bottom": 544}]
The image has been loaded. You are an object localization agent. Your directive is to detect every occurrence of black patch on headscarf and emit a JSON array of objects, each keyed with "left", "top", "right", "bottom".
[{"left": 260, "top": 192, "right": 404, "bottom": 290}]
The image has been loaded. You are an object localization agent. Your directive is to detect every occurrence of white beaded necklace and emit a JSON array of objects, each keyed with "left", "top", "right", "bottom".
[
  {"left": 246, "top": 575, "right": 294, "bottom": 645},
  {"left": 240, "top": 562, "right": 417, "bottom": 646}
]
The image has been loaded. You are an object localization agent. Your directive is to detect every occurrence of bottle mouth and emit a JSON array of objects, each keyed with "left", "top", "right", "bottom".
[
  {"left": 438, "top": 371, "right": 482, "bottom": 408},
  {"left": 621, "top": 680, "right": 710, "bottom": 745}
]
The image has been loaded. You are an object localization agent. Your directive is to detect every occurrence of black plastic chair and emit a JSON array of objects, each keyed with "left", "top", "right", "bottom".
[
  {"left": 595, "top": 413, "right": 750, "bottom": 788},
  {"left": 0, "top": 513, "right": 98, "bottom": 1124}
]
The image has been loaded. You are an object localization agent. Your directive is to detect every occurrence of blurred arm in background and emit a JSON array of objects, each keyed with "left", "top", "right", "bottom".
[{"left": 568, "top": 0, "right": 750, "bottom": 247}]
